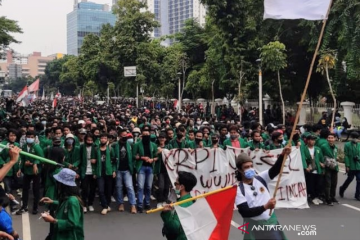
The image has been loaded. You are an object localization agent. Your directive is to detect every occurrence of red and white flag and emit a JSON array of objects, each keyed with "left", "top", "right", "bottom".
[
  {"left": 28, "top": 79, "right": 40, "bottom": 92},
  {"left": 16, "top": 86, "right": 28, "bottom": 103},
  {"left": 174, "top": 186, "right": 237, "bottom": 240},
  {"left": 52, "top": 98, "right": 57, "bottom": 108},
  {"left": 173, "top": 99, "right": 178, "bottom": 109}
]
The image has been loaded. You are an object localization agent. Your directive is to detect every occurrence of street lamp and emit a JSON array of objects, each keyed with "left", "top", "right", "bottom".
[
  {"left": 177, "top": 72, "right": 182, "bottom": 112},
  {"left": 256, "top": 59, "right": 263, "bottom": 126}
]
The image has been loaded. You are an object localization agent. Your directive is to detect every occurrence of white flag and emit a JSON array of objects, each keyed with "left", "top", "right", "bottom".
[{"left": 264, "top": 0, "right": 331, "bottom": 20}]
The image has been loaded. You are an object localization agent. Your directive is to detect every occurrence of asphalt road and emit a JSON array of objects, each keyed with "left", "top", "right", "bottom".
[{"left": 10, "top": 142, "right": 360, "bottom": 240}]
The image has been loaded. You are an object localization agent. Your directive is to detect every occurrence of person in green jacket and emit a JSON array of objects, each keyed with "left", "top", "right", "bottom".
[
  {"left": 339, "top": 132, "right": 360, "bottom": 201},
  {"left": 40, "top": 168, "right": 84, "bottom": 240},
  {"left": 133, "top": 125, "right": 158, "bottom": 213},
  {"left": 168, "top": 126, "right": 195, "bottom": 149},
  {"left": 63, "top": 134, "right": 81, "bottom": 174},
  {"left": 161, "top": 171, "right": 197, "bottom": 240},
  {"left": 315, "top": 128, "right": 330, "bottom": 148},
  {"left": 320, "top": 133, "right": 339, "bottom": 206},
  {"left": 16, "top": 130, "right": 44, "bottom": 215},
  {"left": 303, "top": 135, "right": 325, "bottom": 205},
  {"left": 247, "top": 131, "right": 265, "bottom": 151},
  {"left": 265, "top": 132, "right": 284, "bottom": 150},
  {"left": 223, "top": 125, "right": 248, "bottom": 148},
  {"left": 95, "top": 133, "right": 117, "bottom": 215}
]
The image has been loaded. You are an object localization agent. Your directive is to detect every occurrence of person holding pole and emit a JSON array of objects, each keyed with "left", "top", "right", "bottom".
[
  {"left": 0, "top": 146, "right": 21, "bottom": 183},
  {"left": 161, "top": 171, "right": 197, "bottom": 240},
  {"left": 235, "top": 147, "right": 291, "bottom": 240}
]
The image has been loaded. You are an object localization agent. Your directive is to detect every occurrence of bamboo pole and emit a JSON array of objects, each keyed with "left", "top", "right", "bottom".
[
  {"left": 0, "top": 144, "right": 64, "bottom": 167},
  {"left": 146, "top": 185, "right": 235, "bottom": 214},
  {"left": 270, "top": 0, "right": 334, "bottom": 216}
]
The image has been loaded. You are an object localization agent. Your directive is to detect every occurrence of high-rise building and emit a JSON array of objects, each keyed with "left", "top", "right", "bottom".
[{"left": 67, "top": 0, "right": 116, "bottom": 56}]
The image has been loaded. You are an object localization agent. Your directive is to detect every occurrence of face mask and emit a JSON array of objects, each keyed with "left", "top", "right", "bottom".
[
  {"left": 86, "top": 143, "right": 93, "bottom": 147},
  {"left": 175, "top": 189, "right": 181, "bottom": 195},
  {"left": 230, "top": 135, "right": 237, "bottom": 140},
  {"left": 121, "top": 137, "right": 127, "bottom": 142},
  {"left": 26, "top": 138, "right": 34, "bottom": 144},
  {"left": 66, "top": 139, "right": 74, "bottom": 145},
  {"left": 127, "top": 139, "right": 134, "bottom": 144},
  {"left": 177, "top": 133, "right": 184, "bottom": 139},
  {"left": 34, "top": 118, "right": 39, "bottom": 121},
  {"left": 196, "top": 121, "right": 201, "bottom": 125},
  {"left": 142, "top": 135, "right": 150, "bottom": 143},
  {"left": 41, "top": 121, "right": 46, "bottom": 125},
  {"left": 100, "top": 142, "right": 107, "bottom": 146},
  {"left": 212, "top": 139, "right": 218, "bottom": 144},
  {"left": 195, "top": 138, "right": 202, "bottom": 144},
  {"left": 244, "top": 168, "right": 256, "bottom": 179}
]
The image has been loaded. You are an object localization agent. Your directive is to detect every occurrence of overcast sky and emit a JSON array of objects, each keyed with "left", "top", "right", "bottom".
[{"left": 0, "top": 0, "right": 112, "bottom": 56}]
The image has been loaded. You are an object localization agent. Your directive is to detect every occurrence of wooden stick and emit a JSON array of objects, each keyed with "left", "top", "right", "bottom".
[
  {"left": 146, "top": 185, "right": 235, "bottom": 214},
  {"left": 269, "top": 1, "right": 333, "bottom": 216}
]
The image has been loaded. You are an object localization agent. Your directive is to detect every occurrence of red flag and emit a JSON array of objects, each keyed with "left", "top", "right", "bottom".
[
  {"left": 52, "top": 98, "right": 57, "bottom": 108},
  {"left": 16, "top": 86, "right": 28, "bottom": 103},
  {"left": 174, "top": 186, "right": 237, "bottom": 240},
  {"left": 28, "top": 79, "right": 39, "bottom": 92}
]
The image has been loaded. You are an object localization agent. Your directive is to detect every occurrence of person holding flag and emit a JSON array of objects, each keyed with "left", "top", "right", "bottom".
[{"left": 235, "top": 146, "right": 291, "bottom": 240}]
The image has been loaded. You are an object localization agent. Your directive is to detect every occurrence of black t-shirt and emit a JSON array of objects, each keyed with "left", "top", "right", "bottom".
[
  {"left": 101, "top": 150, "right": 106, "bottom": 176},
  {"left": 118, "top": 142, "right": 129, "bottom": 171},
  {"left": 142, "top": 142, "right": 151, "bottom": 167},
  {"left": 159, "top": 146, "right": 167, "bottom": 174}
]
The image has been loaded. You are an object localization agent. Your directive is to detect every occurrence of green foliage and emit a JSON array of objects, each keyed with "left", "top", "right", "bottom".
[
  {"left": 260, "top": 41, "right": 287, "bottom": 72},
  {"left": 0, "top": 16, "right": 22, "bottom": 53}
]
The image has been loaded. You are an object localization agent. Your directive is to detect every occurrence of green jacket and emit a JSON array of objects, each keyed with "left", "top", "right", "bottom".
[
  {"left": 52, "top": 196, "right": 84, "bottom": 240},
  {"left": 111, "top": 141, "right": 134, "bottom": 174},
  {"left": 223, "top": 137, "right": 248, "bottom": 148},
  {"left": 303, "top": 146, "right": 324, "bottom": 174},
  {"left": 315, "top": 138, "right": 328, "bottom": 148},
  {"left": 247, "top": 141, "right": 265, "bottom": 151},
  {"left": 133, "top": 140, "right": 158, "bottom": 173},
  {"left": 320, "top": 143, "right": 339, "bottom": 172},
  {"left": 63, "top": 146, "right": 81, "bottom": 170},
  {"left": 0, "top": 141, "right": 20, "bottom": 177},
  {"left": 94, "top": 146, "right": 117, "bottom": 177},
  {"left": 168, "top": 139, "right": 195, "bottom": 149},
  {"left": 20, "top": 143, "right": 44, "bottom": 175},
  {"left": 39, "top": 136, "right": 53, "bottom": 151},
  {"left": 154, "top": 145, "right": 170, "bottom": 174},
  {"left": 202, "top": 138, "right": 212, "bottom": 147},
  {"left": 161, "top": 194, "right": 193, "bottom": 240},
  {"left": 265, "top": 143, "right": 284, "bottom": 151},
  {"left": 344, "top": 142, "right": 360, "bottom": 171},
  {"left": 79, "top": 144, "right": 97, "bottom": 179}
]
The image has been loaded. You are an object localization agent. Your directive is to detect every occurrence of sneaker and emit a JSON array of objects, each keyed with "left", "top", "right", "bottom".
[
  {"left": 111, "top": 196, "right": 116, "bottom": 202},
  {"left": 107, "top": 207, "right": 111, "bottom": 212},
  {"left": 118, "top": 204, "right": 124, "bottom": 212},
  {"left": 157, "top": 203, "right": 163, "bottom": 208},
  {"left": 137, "top": 207, "right": 143, "bottom": 213},
  {"left": 332, "top": 198, "right": 339, "bottom": 204},
  {"left": 339, "top": 187, "right": 344, "bottom": 198},
  {"left": 130, "top": 205, "right": 137, "bottom": 214},
  {"left": 88, "top": 206, "right": 95, "bottom": 212},
  {"left": 83, "top": 207, "right": 87, "bottom": 213},
  {"left": 355, "top": 196, "right": 360, "bottom": 201},
  {"left": 123, "top": 196, "right": 129, "bottom": 202},
  {"left": 327, "top": 201, "right": 334, "bottom": 206},
  {"left": 311, "top": 198, "right": 319, "bottom": 205},
  {"left": 144, "top": 205, "right": 151, "bottom": 211},
  {"left": 101, "top": 208, "right": 108, "bottom": 215},
  {"left": 314, "top": 198, "right": 323, "bottom": 204},
  {"left": 32, "top": 209, "right": 38, "bottom": 215},
  {"left": 17, "top": 189, "right": 22, "bottom": 196},
  {"left": 150, "top": 195, "right": 156, "bottom": 201},
  {"left": 16, "top": 208, "right": 28, "bottom": 215}
]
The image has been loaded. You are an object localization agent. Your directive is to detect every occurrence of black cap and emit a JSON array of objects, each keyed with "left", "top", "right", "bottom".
[{"left": 306, "top": 135, "right": 317, "bottom": 140}]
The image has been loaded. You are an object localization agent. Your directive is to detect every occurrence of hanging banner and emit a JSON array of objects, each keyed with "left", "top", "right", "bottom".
[{"left": 162, "top": 147, "right": 308, "bottom": 209}]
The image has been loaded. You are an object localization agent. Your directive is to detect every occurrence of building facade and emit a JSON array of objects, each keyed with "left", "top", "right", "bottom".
[{"left": 67, "top": 0, "right": 116, "bottom": 56}]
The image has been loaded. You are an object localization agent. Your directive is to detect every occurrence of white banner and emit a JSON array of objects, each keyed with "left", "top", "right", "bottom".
[{"left": 162, "top": 147, "right": 309, "bottom": 209}]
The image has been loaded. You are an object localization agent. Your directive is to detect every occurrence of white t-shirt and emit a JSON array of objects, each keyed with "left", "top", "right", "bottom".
[
  {"left": 86, "top": 146, "right": 93, "bottom": 175},
  {"left": 308, "top": 147, "right": 317, "bottom": 174},
  {"left": 235, "top": 170, "right": 272, "bottom": 221}
]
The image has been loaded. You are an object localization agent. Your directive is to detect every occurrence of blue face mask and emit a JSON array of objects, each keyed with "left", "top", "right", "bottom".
[
  {"left": 41, "top": 121, "right": 46, "bottom": 125},
  {"left": 175, "top": 189, "right": 181, "bottom": 195},
  {"left": 244, "top": 168, "right": 256, "bottom": 179},
  {"left": 26, "top": 138, "right": 34, "bottom": 144},
  {"left": 127, "top": 139, "right": 134, "bottom": 144},
  {"left": 66, "top": 139, "right": 74, "bottom": 145}
]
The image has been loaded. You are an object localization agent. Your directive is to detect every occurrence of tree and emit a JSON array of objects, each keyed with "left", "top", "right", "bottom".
[
  {"left": 317, "top": 49, "right": 337, "bottom": 128},
  {"left": 260, "top": 41, "right": 287, "bottom": 124},
  {"left": 0, "top": 16, "right": 22, "bottom": 54}
]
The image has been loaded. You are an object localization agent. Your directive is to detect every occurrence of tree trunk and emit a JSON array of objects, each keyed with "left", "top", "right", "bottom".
[
  {"left": 326, "top": 63, "right": 336, "bottom": 131},
  {"left": 277, "top": 71, "right": 285, "bottom": 125}
]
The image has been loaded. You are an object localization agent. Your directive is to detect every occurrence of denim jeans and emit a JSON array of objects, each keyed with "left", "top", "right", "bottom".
[
  {"left": 137, "top": 166, "right": 154, "bottom": 208},
  {"left": 97, "top": 175, "right": 113, "bottom": 209},
  {"left": 116, "top": 170, "right": 136, "bottom": 205},
  {"left": 334, "top": 127, "right": 344, "bottom": 139},
  {"left": 341, "top": 170, "right": 360, "bottom": 198}
]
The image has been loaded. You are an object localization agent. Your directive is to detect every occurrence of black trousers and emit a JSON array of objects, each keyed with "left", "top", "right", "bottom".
[
  {"left": 157, "top": 172, "right": 171, "bottom": 203},
  {"left": 81, "top": 175, "right": 97, "bottom": 206},
  {"left": 22, "top": 174, "right": 40, "bottom": 210},
  {"left": 97, "top": 175, "right": 113, "bottom": 208},
  {"left": 305, "top": 172, "right": 324, "bottom": 199},
  {"left": 325, "top": 169, "right": 338, "bottom": 201}
]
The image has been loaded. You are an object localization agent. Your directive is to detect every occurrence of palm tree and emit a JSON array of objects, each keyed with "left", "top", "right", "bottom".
[
  {"left": 260, "top": 41, "right": 287, "bottom": 124},
  {"left": 317, "top": 49, "right": 337, "bottom": 130}
]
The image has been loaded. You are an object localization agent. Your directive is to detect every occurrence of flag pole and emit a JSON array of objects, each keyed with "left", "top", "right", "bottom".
[
  {"left": 270, "top": 0, "right": 333, "bottom": 216},
  {"left": 0, "top": 144, "right": 64, "bottom": 167},
  {"left": 146, "top": 185, "right": 236, "bottom": 214}
]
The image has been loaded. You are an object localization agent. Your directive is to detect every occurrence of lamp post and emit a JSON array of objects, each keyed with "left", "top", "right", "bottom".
[
  {"left": 177, "top": 72, "right": 182, "bottom": 112},
  {"left": 256, "top": 59, "right": 263, "bottom": 126},
  {"left": 140, "top": 86, "right": 144, "bottom": 107}
]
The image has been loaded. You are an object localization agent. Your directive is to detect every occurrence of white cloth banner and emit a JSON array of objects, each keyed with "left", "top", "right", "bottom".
[
  {"left": 264, "top": 0, "right": 331, "bottom": 20},
  {"left": 162, "top": 147, "right": 309, "bottom": 209}
]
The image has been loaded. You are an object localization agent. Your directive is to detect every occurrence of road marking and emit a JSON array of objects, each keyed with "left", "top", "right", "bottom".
[
  {"left": 342, "top": 204, "right": 360, "bottom": 212},
  {"left": 22, "top": 212, "right": 31, "bottom": 240},
  {"left": 231, "top": 220, "right": 240, "bottom": 229}
]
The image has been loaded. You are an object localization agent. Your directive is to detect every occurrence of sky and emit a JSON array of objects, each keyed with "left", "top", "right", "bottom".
[{"left": 0, "top": 0, "right": 112, "bottom": 56}]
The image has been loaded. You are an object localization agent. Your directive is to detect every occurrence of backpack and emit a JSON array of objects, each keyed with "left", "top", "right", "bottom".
[{"left": 238, "top": 176, "right": 269, "bottom": 196}]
